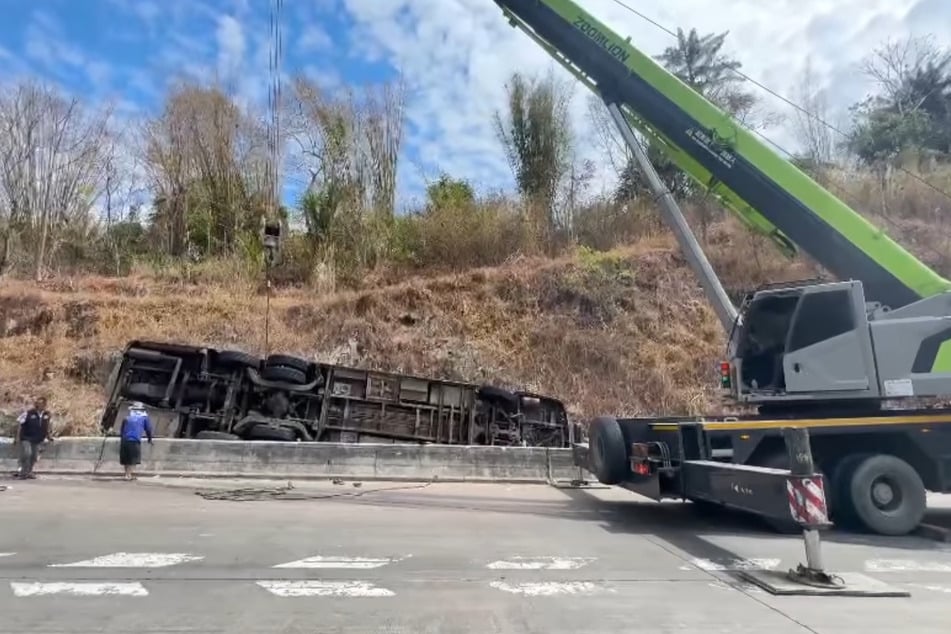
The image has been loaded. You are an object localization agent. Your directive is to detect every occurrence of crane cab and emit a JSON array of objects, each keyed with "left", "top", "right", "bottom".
[{"left": 726, "top": 280, "right": 882, "bottom": 406}]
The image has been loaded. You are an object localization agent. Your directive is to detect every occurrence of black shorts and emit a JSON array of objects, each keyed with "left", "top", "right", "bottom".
[{"left": 119, "top": 440, "right": 141, "bottom": 466}]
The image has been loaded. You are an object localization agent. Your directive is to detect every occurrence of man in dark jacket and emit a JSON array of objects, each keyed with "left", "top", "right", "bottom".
[
  {"left": 119, "top": 402, "right": 153, "bottom": 481},
  {"left": 14, "top": 397, "right": 53, "bottom": 479}
]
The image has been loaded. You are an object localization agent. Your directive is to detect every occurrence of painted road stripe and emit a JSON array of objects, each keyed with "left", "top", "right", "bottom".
[
  {"left": 681, "top": 558, "right": 781, "bottom": 572},
  {"left": 11, "top": 582, "right": 148, "bottom": 597},
  {"left": 0, "top": 553, "right": 15, "bottom": 558},
  {"left": 707, "top": 580, "right": 765, "bottom": 594},
  {"left": 486, "top": 557, "right": 595, "bottom": 570},
  {"left": 274, "top": 556, "right": 404, "bottom": 569},
  {"left": 50, "top": 552, "right": 205, "bottom": 568},
  {"left": 865, "top": 559, "right": 951, "bottom": 573},
  {"left": 489, "top": 581, "right": 613, "bottom": 596},
  {"left": 907, "top": 583, "right": 951, "bottom": 594},
  {"left": 256, "top": 581, "right": 395, "bottom": 597}
]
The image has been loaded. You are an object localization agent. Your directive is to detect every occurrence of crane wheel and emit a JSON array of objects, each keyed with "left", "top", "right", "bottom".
[
  {"left": 826, "top": 453, "right": 873, "bottom": 529},
  {"left": 588, "top": 416, "right": 627, "bottom": 485},
  {"left": 846, "top": 454, "right": 926, "bottom": 536}
]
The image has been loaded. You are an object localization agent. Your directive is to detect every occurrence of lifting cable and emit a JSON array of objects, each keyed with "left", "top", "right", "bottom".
[{"left": 262, "top": 0, "right": 284, "bottom": 358}]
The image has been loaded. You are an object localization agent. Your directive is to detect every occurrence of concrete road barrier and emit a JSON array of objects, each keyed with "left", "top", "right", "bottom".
[{"left": 0, "top": 437, "right": 583, "bottom": 483}]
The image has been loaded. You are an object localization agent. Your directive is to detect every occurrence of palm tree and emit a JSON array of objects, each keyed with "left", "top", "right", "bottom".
[{"left": 656, "top": 28, "right": 755, "bottom": 120}]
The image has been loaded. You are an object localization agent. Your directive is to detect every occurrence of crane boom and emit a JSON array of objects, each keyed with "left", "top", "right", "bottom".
[{"left": 493, "top": 0, "right": 951, "bottom": 310}]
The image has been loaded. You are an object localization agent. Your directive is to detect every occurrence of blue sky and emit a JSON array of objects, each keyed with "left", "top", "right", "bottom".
[
  {"left": 0, "top": 0, "right": 945, "bottom": 212},
  {"left": 0, "top": 0, "right": 428, "bottom": 209}
]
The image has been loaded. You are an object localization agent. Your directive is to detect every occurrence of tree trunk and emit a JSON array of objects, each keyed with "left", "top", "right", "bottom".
[
  {"left": 0, "top": 229, "right": 12, "bottom": 276},
  {"left": 33, "top": 208, "right": 48, "bottom": 282}
]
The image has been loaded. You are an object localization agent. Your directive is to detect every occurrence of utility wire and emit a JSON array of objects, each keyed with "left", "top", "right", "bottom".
[{"left": 605, "top": 0, "right": 951, "bottom": 203}]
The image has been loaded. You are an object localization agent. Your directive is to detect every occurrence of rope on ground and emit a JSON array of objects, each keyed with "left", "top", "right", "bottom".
[{"left": 195, "top": 479, "right": 434, "bottom": 502}]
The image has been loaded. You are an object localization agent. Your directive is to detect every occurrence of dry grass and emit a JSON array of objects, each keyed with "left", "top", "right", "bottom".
[
  {"left": 0, "top": 232, "right": 748, "bottom": 435},
  {"left": 2, "top": 167, "right": 949, "bottom": 436}
]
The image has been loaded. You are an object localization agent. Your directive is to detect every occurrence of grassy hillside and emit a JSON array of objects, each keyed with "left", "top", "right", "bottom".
[
  {"left": 0, "top": 221, "right": 815, "bottom": 436},
  {"left": 1, "top": 165, "right": 949, "bottom": 436}
]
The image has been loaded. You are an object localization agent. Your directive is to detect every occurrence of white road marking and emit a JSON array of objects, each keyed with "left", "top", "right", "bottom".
[
  {"left": 682, "top": 558, "right": 781, "bottom": 572},
  {"left": 907, "top": 583, "right": 951, "bottom": 594},
  {"left": 489, "top": 581, "right": 613, "bottom": 596},
  {"left": 50, "top": 552, "right": 205, "bottom": 568},
  {"left": 865, "top": 559, "right": 951, "bottom": 573},
  {"left": 273, "top": 556, "right": 403, "bottom": 569},
  {"left": 11, "top": 582, "right": 148, "bottom": 597},
  {"left": 707, "top": 580, "right": 765, "bottom": 594},
  {"left": 256, "top": 581, "right": 395, "bottom": 597},
  {"left": 486, "top": 556, "right": 595, "bottom": 570},
  {"left": 0, "top": 553, "right": 14, "bottom": 558}
]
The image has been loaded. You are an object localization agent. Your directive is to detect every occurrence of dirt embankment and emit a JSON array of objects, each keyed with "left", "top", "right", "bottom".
[{"left": 2, "top": 230, "right": 803, "bottom": 435}]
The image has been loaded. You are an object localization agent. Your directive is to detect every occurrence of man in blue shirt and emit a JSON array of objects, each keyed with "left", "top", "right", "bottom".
[{"left": 119, "top": 402, "right": 153, "bottom": 481}]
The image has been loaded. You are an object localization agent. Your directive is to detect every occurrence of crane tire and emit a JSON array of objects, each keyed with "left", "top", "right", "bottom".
[
  {"left": 847, "top": 454, "right": 926, "bottom": 536},
  {"left": 588, "top": 416, "right": 627, "bottom": 485}
]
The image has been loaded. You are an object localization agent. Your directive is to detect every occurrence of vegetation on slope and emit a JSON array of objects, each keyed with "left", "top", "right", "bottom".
[{"left": 0, "top": 236, "right": 719, "bottom": 435}]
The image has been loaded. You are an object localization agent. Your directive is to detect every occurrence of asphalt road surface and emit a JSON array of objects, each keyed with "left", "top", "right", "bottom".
[{"left": 3, "top": 476, "right": 951, "bottom": 634}]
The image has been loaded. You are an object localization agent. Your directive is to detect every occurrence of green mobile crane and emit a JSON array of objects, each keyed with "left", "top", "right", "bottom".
[{"left": 494, "top": 0, "right": 951, "bottom": 536}]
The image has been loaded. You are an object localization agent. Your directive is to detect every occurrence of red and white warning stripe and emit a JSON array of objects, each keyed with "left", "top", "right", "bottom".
[{"left": 786, "top": 476, "right": 828, "bottom": 526}]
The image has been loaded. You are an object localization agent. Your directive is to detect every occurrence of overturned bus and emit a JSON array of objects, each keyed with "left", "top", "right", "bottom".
[{"left": 100, "top": 340, "right": 569, "bottom": 448}]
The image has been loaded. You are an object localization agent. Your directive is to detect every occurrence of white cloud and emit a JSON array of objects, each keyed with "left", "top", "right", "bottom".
[
  {"left": 216, "top": 15, "right": 246, "bottom": 81},
  {"left": 340, "top": 0, "right": 951, "bottom": 201},
  {"left": 24, "top": 11, "right": 87, "bottom": 71},
  {"left": 9, "top": 0, "right": 951, "bottom": 210},
  {"left": 298, "top": 25, "right": 333, "bottom": 52}
]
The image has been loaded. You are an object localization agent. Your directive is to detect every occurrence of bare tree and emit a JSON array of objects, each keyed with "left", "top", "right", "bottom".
[
  {"left": 99, "top": 127, "right": 150, "bottom": 275},
  {"left": 493, "top": 70, "right": 575, "bottom": 239},
  {"left": 361, "top": 76, "right": 406, "bottom": 216},
  {"left": 586, "top": 95, "right": 630, "bottom": 179},
  {"left": 861, "top": 35, "right": 951, "bottom": 115},
  {"left": 286, "top": 77, "right": 363, "bottom": 246},
  {"left": 141, "top": 89, "right": 191, "bottom": 256},
  {"left": 0, "top": 80, "right": 112, "bottom": 279},
  {"left": 286, "top": 73, "right": 407, "bottom": 270},
  {"left": 142, "top": 82, "right": 267, "bottom": 257},
  {"left": 792, "top": 58, "right": 835, "bottom": 169}
]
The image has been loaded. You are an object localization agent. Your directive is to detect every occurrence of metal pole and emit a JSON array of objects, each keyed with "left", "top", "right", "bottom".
[
  {"left": 604, "top": 102, "right": 738, "bottom": 333},
  {"left": 783, "top": 427, "right": 823, "bottom": 569},
  {"left": 264, "top": 255, "right": 272, "bottom": 359},
  {"left": 783, "top": 427, "right": 841, "bottom": 588}
]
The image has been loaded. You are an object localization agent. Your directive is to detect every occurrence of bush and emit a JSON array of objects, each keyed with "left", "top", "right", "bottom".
[{"left": 407, "top": 196, "right": 532, "bottom": 270}]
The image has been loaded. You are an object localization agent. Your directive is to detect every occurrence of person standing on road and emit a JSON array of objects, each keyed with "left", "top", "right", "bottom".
[
  {"left": 119, "top": 402, "right": 153, "bottom": 481},
  {"left": 14, "top": 397, "right": 53, "bottom": 479}
]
